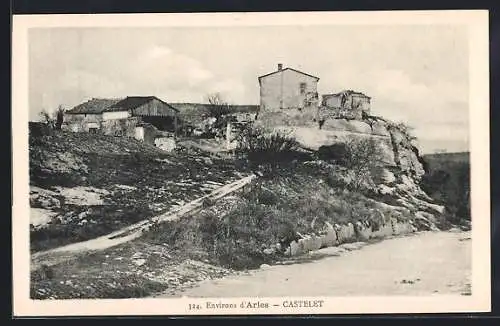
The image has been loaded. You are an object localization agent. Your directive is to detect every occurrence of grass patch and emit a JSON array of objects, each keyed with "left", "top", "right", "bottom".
[{"left": 143, "top": 167, "right": 389, "bottom": 271}]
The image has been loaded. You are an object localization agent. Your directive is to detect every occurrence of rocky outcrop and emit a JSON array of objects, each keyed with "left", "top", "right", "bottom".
[
  {"left": 253, "top": 113, "right": 445, "bottom": 230},
  {"left": 256, "top": 115, "right": 426, "bottom": 181}
]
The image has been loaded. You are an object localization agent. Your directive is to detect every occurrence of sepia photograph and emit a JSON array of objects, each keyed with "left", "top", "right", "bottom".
[{"left": 12, "top": 10, "right": 490, "bottom": 316}]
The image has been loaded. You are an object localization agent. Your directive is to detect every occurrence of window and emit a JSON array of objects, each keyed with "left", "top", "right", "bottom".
[
  {"left": 299, "top": 82, "right": 307, "bottom": 94},
  {"left": 89, "top": 128, "right": 98, "bottom": 134}
]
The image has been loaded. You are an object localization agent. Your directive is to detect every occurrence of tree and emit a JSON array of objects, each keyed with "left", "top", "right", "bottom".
[
  {"left": 387, "top": 121, "right": 417, "bottom": 144},
  {"left": 343, "top": 137, "right": 385, "bottom": 191},
  {"left": 206, "top": 93, "right": 231, "bottom": 121},
  {"left": 55, "top": 105, "right": 65, "bottom": 130},
  {"left": 39, "top": 109, "right": 55, "bottom": 129},
  {"left": 39, "top": 105, "right": 65, "bottom": 130}
]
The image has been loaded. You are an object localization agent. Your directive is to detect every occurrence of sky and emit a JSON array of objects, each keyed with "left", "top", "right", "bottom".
[{"left": 28, "top": 25, "right": 469, "bottom": 154}]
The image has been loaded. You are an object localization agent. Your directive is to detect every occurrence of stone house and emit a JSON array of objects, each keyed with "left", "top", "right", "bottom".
[
  {"left": 63, "top": 98, "right": 122, "bottom": 133},
  {"left": 258, "top": 64, "right": 320, "bottom": 115},
  {"left": 64, "top": 96, "right": 180, "bottom": 135},
  {"left": 319, "top": 90, "right": 371, "bottom": 121},
  {"left": 63, "top": 96, "right": 180, "bottom": 148}
]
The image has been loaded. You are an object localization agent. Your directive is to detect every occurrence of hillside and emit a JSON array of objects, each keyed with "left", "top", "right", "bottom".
[
  {"left": 420, "top": 152, "right": 471, "bottom": 226},
  {"left": 422, "top": 152, "right": 470, "bottom": 170},
  {"left": 29, "top": 118, "right": 458, "bottom": 299},
  {"left": 29, "top": 123, "right": 247, "bottom": 252}
]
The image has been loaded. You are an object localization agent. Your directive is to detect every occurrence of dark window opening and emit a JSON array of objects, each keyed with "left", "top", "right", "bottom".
[
  {"left": 89, "top": 128, "right": 98, "bottom": 134},
  {"left": 299, "top": 82, "right": 307, "bottom": 94}
]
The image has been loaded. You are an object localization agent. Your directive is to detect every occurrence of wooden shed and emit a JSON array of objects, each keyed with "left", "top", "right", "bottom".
[{"left": 106, "top": 96, "right": 180, "bottom": 134}]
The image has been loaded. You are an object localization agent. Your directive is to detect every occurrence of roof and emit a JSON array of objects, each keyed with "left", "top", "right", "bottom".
[
  {"left": 258, "top": 67, "right": 320, "bottom": 82},
  {"left": 323, "top": 90, "right": 371, "bottom": 99},
  {"left": 105, "top": 96, "right": 179, "bottom": 112},
  {"left": 66, "top": 98, "right": 123, "bottom": 114}
]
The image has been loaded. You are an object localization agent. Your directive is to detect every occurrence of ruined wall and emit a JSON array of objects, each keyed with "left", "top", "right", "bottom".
[
  {"left": 63, "top": 114, "right": 103, "bottom": 132},
  {"left": 100, "top": 117, "right": 141, "bottom": 138},
  {"left": 319, "top": 93, "right": 370, "bottom": 121}
]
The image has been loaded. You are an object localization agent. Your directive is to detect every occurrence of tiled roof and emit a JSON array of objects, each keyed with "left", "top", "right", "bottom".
[
  {"left": 105, "top": 96, "right": 179, "bottom": 112},
  {"left": 65, "top": 98, "right": 122, "bottom": 114},
  {"left": 258, "top": 67, "right": 320, "bottom": 81}
]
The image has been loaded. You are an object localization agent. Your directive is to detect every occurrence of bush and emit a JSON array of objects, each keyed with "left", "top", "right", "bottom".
[
  {"left": 317, "top": 143, "right": 349, "bottom": 163},
  {"left": 339, "top": 138, "right": 384, "bottom": 192},
  {"left": 235, "top": 126, "right": 301, "bottom": 173}
]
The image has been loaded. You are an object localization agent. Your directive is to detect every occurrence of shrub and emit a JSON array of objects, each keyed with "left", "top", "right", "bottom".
[
  {"left": 235, "top": 126, "right": 301, "bottom": 173},
  {"left": 317, "top": 143, "right": 349, "bottom": 163},
  {"left": 339, "top": 138, "right": 384, "bottom": 192}
]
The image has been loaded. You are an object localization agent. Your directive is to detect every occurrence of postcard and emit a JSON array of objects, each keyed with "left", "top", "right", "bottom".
[{"left": 12, "top": 10, "right": 490, "bottom": 316}]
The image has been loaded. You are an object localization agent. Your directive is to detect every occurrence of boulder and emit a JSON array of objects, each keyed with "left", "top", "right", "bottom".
[
  {"left": 288, "top": 240, "right": 300, "bottom": 256},
  {"left": 356, "top": 224, "right": 373, "bottom": 241},
  {"left": 321, "top": 222, "right": 337, "bottom": 247},
  {"left": 309, "top": 235, "right": 323, "bottom": 251},
  {"left": 370, "top": 224, "right": 394, "bottom": 238},
  {"left": 378, "top": 184, "right": 395, "bottom": 196},
  {"left": 393, "top": 222, "right": 413, "bottom": 235},
  {"left": 132, "top": 259, "right": 147, "bottom": 267},
  {"left": 338, "top": 223, "right": 356, "bottom": 244}
]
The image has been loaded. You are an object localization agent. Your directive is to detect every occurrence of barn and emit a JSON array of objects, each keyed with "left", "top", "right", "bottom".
[
  {"left": 106, "top": 96, "right": 180, "bottom": 132},
  {"left": 64, "top": 96, "right": 180, "bottom": 135}
]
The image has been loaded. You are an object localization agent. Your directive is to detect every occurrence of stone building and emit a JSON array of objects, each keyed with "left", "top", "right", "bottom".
[
  {"left": 258, "top": 64, "right": 320, "bottom": 115},
  {"left": 63, "top": 96, "right": 180, "bottom": 150},
  {"left": 319, "top": 90, "right": 371, "bottom": 121},
  {"left": 64, "top": 96, "right": 180, "bottom": 136}
]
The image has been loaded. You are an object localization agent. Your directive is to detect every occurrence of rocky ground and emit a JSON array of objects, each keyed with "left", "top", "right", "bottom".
[
  {"left": 29, "top": 128, "right": 247, "bottom": 252},
  {"left": 31, "top": 240, "right": 235, "bottom": 299}
]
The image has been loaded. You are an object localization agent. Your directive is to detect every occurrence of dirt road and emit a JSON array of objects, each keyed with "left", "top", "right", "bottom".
[{"left": 160, "top": 230, "right": 471, "bottom": 297}]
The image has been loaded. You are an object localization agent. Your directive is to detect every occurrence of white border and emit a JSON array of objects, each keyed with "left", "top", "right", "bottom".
[{"left": 12, "top": 10, "right": 490, "bottom": 316}]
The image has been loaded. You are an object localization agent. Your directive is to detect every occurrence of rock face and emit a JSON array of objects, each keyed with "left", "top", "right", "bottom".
[
  {"left": 257, "top": 117, "right": 425, "bottom": 181},
  {"left": 255, "top": 114, "right": 444, "bottom": 229}
]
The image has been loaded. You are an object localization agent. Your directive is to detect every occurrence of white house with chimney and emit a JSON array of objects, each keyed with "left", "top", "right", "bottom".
[{"left": 258, "top": 63, "right": 320, "bottom": 115}]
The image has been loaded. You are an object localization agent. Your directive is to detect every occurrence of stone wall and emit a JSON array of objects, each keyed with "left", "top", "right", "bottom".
[
  {"left": 101, "top": 117, "right": 141, "bottom": 138},
  {"left": 284, "top": 218, "right": 417, "bottom": 257}
]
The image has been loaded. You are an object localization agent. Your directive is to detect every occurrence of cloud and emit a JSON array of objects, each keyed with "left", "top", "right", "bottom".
[
  {"left": 135, "top": 46, "right": 214, "bottom": 88},
  {"left": 131, "top": 46, "right": 246, "bottom": 103}
]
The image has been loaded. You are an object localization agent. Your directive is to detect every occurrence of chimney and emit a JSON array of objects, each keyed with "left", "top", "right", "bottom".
[{"left": 277, "top": 63, "right": 283, "bottom": 71}]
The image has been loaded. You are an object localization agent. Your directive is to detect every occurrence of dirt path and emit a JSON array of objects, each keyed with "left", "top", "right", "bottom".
[
  {"left": 157, "top": 231, "right": 471, "bottom": 297},
  {"left": 31, "top": 174, "right": 256, "bottom": 271}
]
